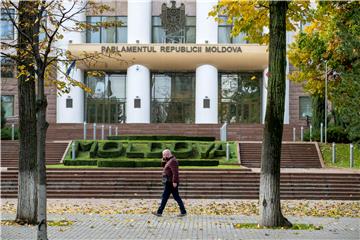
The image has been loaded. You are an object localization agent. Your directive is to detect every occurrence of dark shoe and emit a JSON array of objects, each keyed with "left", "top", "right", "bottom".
[
  {"left": 177, "top": 213, "right": 187, "bottom": 217},
  {"left": 152, "top": 212, "right": 162, "bottom": 217}
]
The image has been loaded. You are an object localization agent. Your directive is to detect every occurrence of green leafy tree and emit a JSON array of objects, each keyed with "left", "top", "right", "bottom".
[
  {"left": 1, "top": 1, "right": 123, "bottom": 238},
  {"left": 210, "top": 0, "right": 312, "bottom": 227},
  {"left": 288, "top": 1, "right": 360, "bottom": 141}
]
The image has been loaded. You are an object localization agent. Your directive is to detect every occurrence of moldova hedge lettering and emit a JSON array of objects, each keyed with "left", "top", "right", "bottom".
[
  {"left": 98, "top": 142, "right": 123, "bottom": 158},
  {"left": 108, "top": 135, "right": 215, "bottom": 141}
]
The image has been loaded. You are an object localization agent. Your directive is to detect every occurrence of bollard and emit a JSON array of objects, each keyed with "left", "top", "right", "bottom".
[
  {"left": 310, "top": 125, "right": 313, "bottom": 142},
  {"left": 93, "top": 123, "right": 97, "bottom": 140},
  {"left": 332, "top": 142, "right": 336, "bottom": 164},
  {"left": 115, "top": 126, "right": 118, "bottom": 136},
  {"left": 301, "top": 126, "right": 304, "bottom": 142},
  {"left": 226, "top": 142, "right": 230, "bottom": 161},
  {"left": 293, "top": 127, "right": 296, "bottom": 142},
  {"left": 109, "top": 126, "right": 112, "bottom": 136},
  {"left": 72, "top": 141, "right": 76, "bottom": 160},
  {"left": 101, "top": 125, "right": 104, "bottom": 140},
  {"left": 11, "top": 124, "right": 15, "bottom": 141},
  {"left": 320, "top": 123, "right": 323, "bottom": 143},
  {"left": 83, "top": 122, "right": 87, "bottom": 140},
  {"left": 350, "top": 144, "right": 354, "bottom": 168}
]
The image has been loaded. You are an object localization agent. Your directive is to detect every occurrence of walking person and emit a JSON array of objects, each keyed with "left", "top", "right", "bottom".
[{"left": 153, "top": 149, "right": 187, "bottom": 217}]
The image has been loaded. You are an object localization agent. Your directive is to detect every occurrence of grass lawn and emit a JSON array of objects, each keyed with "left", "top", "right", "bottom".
[
  {"left": 320, "top": 143, "right": 360, "bottom": 169},
  {"left": 46, "top": 164, "right": 242, "bottom": 169}
]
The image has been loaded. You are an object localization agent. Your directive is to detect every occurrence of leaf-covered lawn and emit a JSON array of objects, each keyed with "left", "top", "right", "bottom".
[{"left": 2, "top": 200, "right": 359, "bottom": 218}]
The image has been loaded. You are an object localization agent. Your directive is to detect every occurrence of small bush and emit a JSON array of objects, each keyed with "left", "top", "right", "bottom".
[
  {"left": 1, "top": 127, "right": 19, "bottom": 140},
  {"left": 209, "top": 143, "right": 226, "bottom": 158},
  {"left": 199, "top": 143, "right": 215, "bottom": 158},
  {"left": 98, "top": 142, "right": 123, "bottom": 158},
  {"left": 327, "top": 126, "right": 350, "bottom": 143},
  {"left": 108, "top": 135, "right": 215, "bottom": 141},
  {"left": 63, "top": 159, "right": 97, "bottom": 166},
  {"left": 146, "top": 142, "right": 163, "bottom": 158}
]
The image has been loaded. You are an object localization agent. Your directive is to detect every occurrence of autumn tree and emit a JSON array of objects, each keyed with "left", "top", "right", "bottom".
[
  {"left": 288, "top": 1, "right": 360, "bottom": 142},
  {"left": 1, "top": 1, "right": 121, "bottom": 238},
  {"left": 210, "top": 0, "right": 312, "bottom": 227}
]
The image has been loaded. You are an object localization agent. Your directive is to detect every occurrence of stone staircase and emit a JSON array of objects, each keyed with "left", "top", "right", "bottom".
[
  {"left": 1, "top": 169, "right": 359, "bottom": 200},
  {"left": 0, "top": 141, "right": 69, "bottom": 168},
  {"left": 239, "top": 142, "right": 323, "bottom": 168}
]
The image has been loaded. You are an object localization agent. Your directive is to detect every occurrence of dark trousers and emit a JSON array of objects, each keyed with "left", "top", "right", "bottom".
[{"left": 157, "top": 182, "right": 186, "bottom": 214}]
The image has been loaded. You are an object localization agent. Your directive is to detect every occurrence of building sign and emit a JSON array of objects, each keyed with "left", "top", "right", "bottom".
[{"left": 101, "top": 45, "right": 242, "bottom": 54}]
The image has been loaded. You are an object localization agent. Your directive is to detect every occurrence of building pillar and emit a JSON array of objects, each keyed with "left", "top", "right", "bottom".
[
  {"left": 196, "top": 65, "right": 218, "bottom": 123},
  {"left": 262, "top": 68, "right": 268, "bottom": 124},
  {"left": 196, "top": 0, "right": 218, "bottom": 44},
  {"left": 56, "top": 1, "right": 85, "bottom": 123},
  {"left": 126, "top": 65, "right": 150, "bottom": 123},
  {"left": 127, "top": 0, "right": 152, "bottom": 43}
]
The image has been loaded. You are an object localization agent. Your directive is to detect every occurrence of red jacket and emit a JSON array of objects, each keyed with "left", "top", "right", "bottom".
[{"left": 162, "top": 156, "right": 179, "bottom": 183}]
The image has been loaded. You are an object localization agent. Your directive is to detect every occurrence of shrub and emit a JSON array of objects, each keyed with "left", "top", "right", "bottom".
[
  {"left": 209, "top": 143, "right": 226, "bottom": 158},
  {"left": 126, "top": 143, "right": 145, "bottom": 158},
  {"left": 79, "top": 141, "right": 94, "bottom": 151},
  {"left": 327, "top": 126, "right": 350, "bottom": 143},
  {"left": 63, "top": 159, "right": 97, "bottom": 166},
  {"left": 146, "top": 142, "right": 163, "bottom": 158},
  {"left": 98, "top": 141, "right": 123, "bottom": 158},
  {"left": 178, "top": 159, "right": 219, "bottom": 166},
  {"left": 199, "top": 143, "right": 215, "bottom": 159},
  {"left": 89, "top": 141, "right": 98, "bottom": 158},
  {"left": 97, "top": 160, "right": 134, "bottom": 167},
  {"left": 1, "top": 127, "right": 19, "bottom": 140},
  {"left": 1, "top": 100, "right": 5, "bottom": 129},
  {"left": 108, "top": 135, "right": 215, "bottom": 141},
  {"left": 173, "top": 142, "right": 193, "bottom": 158}
]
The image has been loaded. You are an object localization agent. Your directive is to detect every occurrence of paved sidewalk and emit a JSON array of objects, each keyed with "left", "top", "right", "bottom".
[{"left": 1, "top": 212, "right": 359, "bottom": 240}]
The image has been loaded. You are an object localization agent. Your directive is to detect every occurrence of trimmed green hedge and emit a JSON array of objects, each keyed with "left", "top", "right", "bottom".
[
  {"left": 178, "top": 159, "right": 219, "bottom": 166},
  {"left": 209, "top": 143, "right": 226, "bottom": 158},
  {"left": 200, "top": 143, "right": 215, "bottom": 159},
  {"left": 1, "top": 127, "right": 19, "bottom": 140},
  {"left": 146, "top": 142, "right": 163, "bottom": 158},
  {"left": 172, "top": 142, "right": 193, "bottom": 158},
  {"left": 89, "top": 141, "right": 98, "bottom": 158},
  {"left": 98, "top": 142, "right": 123, "bottom": 158},
  {"left": 64, "top": 159, "right": 97, "bottom": 166},
  {"left": 126, "top": 143, "right": 145, "bottom": 158},
  {"left": 70, "top": 141, "right": 80, "bottom": 158},
  {"left": 79, "top": 141, "right": 94, "bottom": 151},
  {"left": 108, "top": 135, "right": 215, "bottom": 141}
]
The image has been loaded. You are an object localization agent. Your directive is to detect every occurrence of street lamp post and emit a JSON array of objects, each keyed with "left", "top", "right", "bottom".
[{"left": 325, "top": 61, "right": 328, "bottom": 144}]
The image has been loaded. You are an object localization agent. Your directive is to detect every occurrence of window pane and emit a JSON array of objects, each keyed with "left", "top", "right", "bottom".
[
  {"left": 102, "top": 17, "right": 116, "bottom": 43},
  {"left": 108, "top": 74, "right": 126, "bottom": 99},
  {"left": 1, "top": 9, "right": 14, "bottom": 40},
  {"left": 185, "top": 26, "right": 195, "bottom": 43},
  {"left": 152, "top": 16, "right": 162, "bottom": 26},
  {"left": 1, "top": 95, "right": 14, "bottom": 117},
  {"left": 87, "top": 75, "right": 105, "bottom": 98},
  {"left": 186, "top": 16, "right": 196, "bottom": 26},
  {"left": 218, "top": 26, "right": 231, "bottom": 43},
  {"left": 86, "top": 16, "right": 101, "bottom": 43},
  {"left": 117, "top": 16, "right": 127, "bottom": 43},
  {"left": 233, "top": 32, "right": 247, "bottom": 44},
  {"left": 1, "top": 58, "right": 15, "bottom": 78},
  {"left": 299, "top": 96, "right": 312, "bottom": 119},
  {"left": 152, "top": 26, "right": 165, "bottom": 43}
]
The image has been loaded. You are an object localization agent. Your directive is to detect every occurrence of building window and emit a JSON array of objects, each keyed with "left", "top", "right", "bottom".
[
  {"left": 218, "top": 16, "right": 246, "bottom": 44},
  {"left": 152, "top": 16, "right": 195, "bottom": 43},
  {"left": 219, "top": 72, "right": 261, "bottom": 123},
  {"left": 151, "top": 73, "right": 195, "bottom": 123},
  {"left": 1, "top": 8, "right": 15, "bottom": 40},
  {"left": 86, "top": 16, "right": 127, "bottom": 43},
  {"left": 85, "top": 73, "right": 126, "bottom": 123},
  {"left": 299, "top": 96, "right": 312, "bottom": 119},
  {"left": 1, "top": 95, "right": 14, "bottom": 117},
  {"left": 1, "top": 58, "right": 15, "bottom": 78}
]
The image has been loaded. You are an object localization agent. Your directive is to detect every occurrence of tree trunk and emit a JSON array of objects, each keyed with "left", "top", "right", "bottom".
[
  {"left": 37, "top": 72, "right": 49, "bottom": 240},
  {"left": 259, "top": 1, "right": 292, "bottom": 227},
  {"left": 15, "top": 0, "right": 38, "bottom": 225}
]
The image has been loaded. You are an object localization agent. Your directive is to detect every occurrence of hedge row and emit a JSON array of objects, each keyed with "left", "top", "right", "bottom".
[
  {"left": 108, "top": 135, "right": 215, "bottom": 141},
  {"left": 171, "top": 142, "right": 193, "bottom": 158},
  {"left": 98, "top": 142, "right": 123, "bottom": 158},
  {"left": 64, "top": 159, "right": 219, "bottom": 167},
  {"left": 200, "top": 143, "right": 215, "bottom": 159}
]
